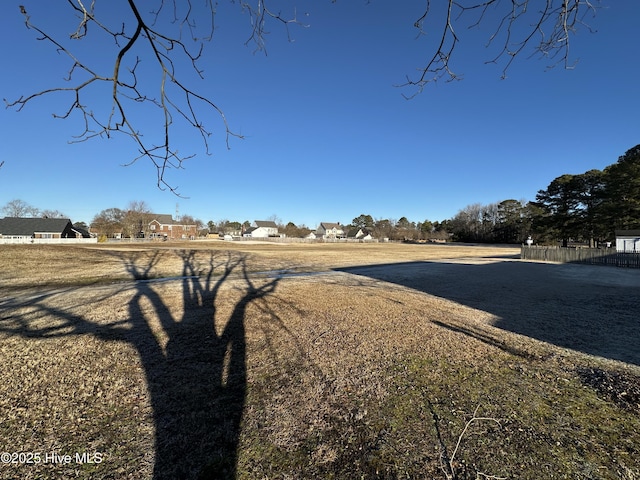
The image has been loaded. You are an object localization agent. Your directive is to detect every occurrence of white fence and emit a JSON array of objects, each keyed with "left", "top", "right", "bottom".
[
  {"left": 230, "top": 236, "right": 381, "bottom": 244},
  {"left": 0, "top": 238, "right": 98, "bottom": 245}
]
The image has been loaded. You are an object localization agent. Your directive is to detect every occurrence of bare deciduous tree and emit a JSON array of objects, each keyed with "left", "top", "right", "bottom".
[
  {"left": 6, "top": 1, "right": 599, "bottom": 190},
  {"left": 91, "top": 207, "right": 126, "bottom": 237},
  {"left": 2, "top": 199, "right": 40, "bottom": 217},
  {"left": 123, "top": 200, "right": 153, "bottom": 238},
  {"left": 39, "top": 209, "right": 68, "bottom": 219}
]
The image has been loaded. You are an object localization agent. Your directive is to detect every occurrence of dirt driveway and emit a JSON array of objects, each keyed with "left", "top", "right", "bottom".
[{"left": 337, "top": 257, "right": 640, "bottom": 367}]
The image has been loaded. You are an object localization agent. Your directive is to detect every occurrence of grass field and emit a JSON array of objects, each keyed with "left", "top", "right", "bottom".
[{"left": 0, "top": 241, "right": 639, "bottom": 479}]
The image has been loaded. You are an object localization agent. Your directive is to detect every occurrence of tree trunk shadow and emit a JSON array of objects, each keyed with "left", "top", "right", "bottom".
[
  {"left": 123, "top": 250, "right": 280, "bottom": 479},
  {"left": 0, "top": 249, "right": 281, "bottom": 479}
]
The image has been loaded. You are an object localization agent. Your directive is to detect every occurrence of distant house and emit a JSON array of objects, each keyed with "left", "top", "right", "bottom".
[
  {"left": 244, "top": 220, "right": 279, "bottom": 238},
  {"left": 242, "top": 227, "right": 258, "bottom": 238},
  {"left": 347, "top": 228, "right": 373, "bottom": 241},
  {"left": 148, "top": 214, "right": 197, "bottom": 240},
  {"left": 72, "top": 224, "right": 92, "bottom": 238},
  {"left": 0, "top": 217, "right": 89, "bottom": 241},
  {"left": 615, "top": 230, "right": 640, "bottom": 253},
  {"left": 316, "top": 222, "right": 345, "bottom": 239}
]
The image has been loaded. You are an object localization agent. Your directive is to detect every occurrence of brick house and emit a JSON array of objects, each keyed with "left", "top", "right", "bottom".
[{"left": 148, "top": 214, "right": 197, "bottom": 240}]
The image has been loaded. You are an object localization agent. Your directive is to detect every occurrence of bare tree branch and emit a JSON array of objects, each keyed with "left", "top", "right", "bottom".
[
  {"left": 6, "top": 2, "right": 296, "bottom": 194},
  {"left": 237, "top": 0, "right": 308, "bottom": 54},
  {"left": 402, "top": 0, "right": 599, "bottom": 95},
  {"left": 5, "top": 1, "right": 599, "bottom": 188}
]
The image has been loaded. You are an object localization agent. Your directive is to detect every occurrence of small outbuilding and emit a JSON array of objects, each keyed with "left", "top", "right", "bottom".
[{"left": 615, "top": 230, "right": 640, "bottom": 253}]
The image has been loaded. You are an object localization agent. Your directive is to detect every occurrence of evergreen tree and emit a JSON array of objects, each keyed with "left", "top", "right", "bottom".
[{"left": 602, "top": 144, "right": 640, "bottom": 230}]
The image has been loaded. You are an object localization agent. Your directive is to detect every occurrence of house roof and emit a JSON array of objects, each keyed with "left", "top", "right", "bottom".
[
  {"left": 254, "top": 221, "right": 278, "bottom": 228},
  {"left": 0, "top": 217, "right": 72, "bottom": 236},
  {"left": 151, "top": 214, "right": 175, "bottom": 225},
  {"left": 71, "top": 226, "right": 92, "bottom": 238},
  {"left": 150, "top": 214, "right": 196, "bottom": 227},
  {"left": 319, "top": 222, "right": 342, "bottom": 230},
  {"left": 615, "top": 230, "right": 640, "bottom": 237},
  {"left": 346, "top": 228, "right": 373, "bottom": 238}
]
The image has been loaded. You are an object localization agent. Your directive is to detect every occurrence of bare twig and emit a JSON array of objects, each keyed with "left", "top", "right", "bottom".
[
  {"left": 6, "top": 1, "right": 599, "bottom": 186},
  {"left": 402, "top": 0, "right": 599, "bottom": 94},
  {"left": 430, "top": 402, "right": 503, "bottom": 480},
  {"left": 476, "top": 473, "right": 508, "bottom": 480},
  {"left": 5, "top": 1, "right": 302, "bottom": 194}
]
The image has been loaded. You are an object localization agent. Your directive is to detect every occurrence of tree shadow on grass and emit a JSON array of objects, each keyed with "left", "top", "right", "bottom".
[
  {"left": 336, "top": 260, "right": 640, "bottom": 366},
  {"left": 0, "top": 249, "right": 281, "bottom": 479}
]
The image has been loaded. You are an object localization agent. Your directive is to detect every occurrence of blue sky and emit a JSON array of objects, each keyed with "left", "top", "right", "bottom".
[{"left": 1, "top": 1, "right": 639, "bottom": 228}]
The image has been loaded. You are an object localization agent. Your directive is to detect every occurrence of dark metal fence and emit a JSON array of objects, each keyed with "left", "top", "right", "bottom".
[{"left": 521, "top": 246, "right": 640, "bottom": 268}]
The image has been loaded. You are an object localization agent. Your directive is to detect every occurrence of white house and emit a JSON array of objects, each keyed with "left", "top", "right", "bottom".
[
  {"left": 316, "top": 222, "right": 345, "bottom": 239},
  {"left": 615, "top": 230, "right": 640, "bottom": 252},
  {"left": 245, "top": 220, "right": 279, "bottom": 238},
  {"left": 347, "top": 228, "right": 373, "bottom": 241}
]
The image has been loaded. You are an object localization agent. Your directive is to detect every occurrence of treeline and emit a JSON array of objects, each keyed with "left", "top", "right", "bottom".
[
  {"left": 447, "top": 144, "right": 640, "bottom": 245},
  {"left": 4, "top": 145, "right": 639, "bottom": 245},
  {"left": 0, "top": 199, "right": 68, "bottom": 221},
  {"left": 208, "top": 216, "right": 450, "bottom": 241},
  {"left": 446, "top": 200, "right": 532, "bottom": 244},
  {"left": 90, "top": 201, "right": 202, "bottom": 238},
  {"left": 531, "top": 144, "right": 640, "bottom": 246},
  {"left": 343, "top": 214, "right": 449, "bottom": 241}
]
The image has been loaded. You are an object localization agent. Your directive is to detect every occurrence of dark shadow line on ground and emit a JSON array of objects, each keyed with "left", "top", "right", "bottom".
[{"left": 335, "top": 260, "right": 640, "bottom": 366}]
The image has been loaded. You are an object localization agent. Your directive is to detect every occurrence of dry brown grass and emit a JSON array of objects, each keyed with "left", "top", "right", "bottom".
[
  {"left": 0, "top": 241, "right": 639, "bottom": 479},
  {"left": 0, "top": 242, "right": 511, "bottom": 290}
]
